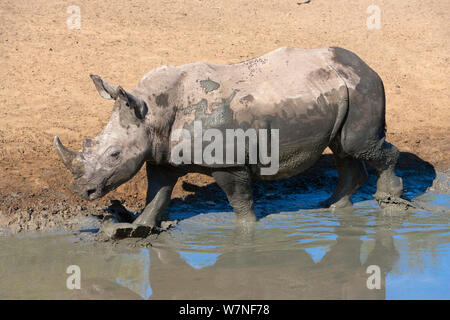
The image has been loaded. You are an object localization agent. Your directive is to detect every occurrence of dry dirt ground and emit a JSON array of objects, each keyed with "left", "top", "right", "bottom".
[{"left": 0, "top": 0, "right": 449, "bottom": 232}]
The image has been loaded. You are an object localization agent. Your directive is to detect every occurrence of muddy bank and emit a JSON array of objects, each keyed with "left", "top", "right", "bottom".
[
  {"left": 0, "top": 152, "right": 442, "bottom": 237},
  {"left": 0, "top": 197, "right": 103, "bottom": 236}
]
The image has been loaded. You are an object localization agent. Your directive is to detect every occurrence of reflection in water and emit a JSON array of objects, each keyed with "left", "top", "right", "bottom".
[
  {"left": 149, "top": 208, "right": 396, "bottom": 299},
  {"left": 115, "top": 249, "right": 152, "bottom": 299},
  {"left": 0, "top": 169, "right": 448, "bottom": 299}
]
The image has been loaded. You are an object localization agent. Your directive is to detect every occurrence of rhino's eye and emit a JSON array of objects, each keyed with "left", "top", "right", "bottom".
[{"left": 110, "top": 151, "right": 121, "bottom": 158}]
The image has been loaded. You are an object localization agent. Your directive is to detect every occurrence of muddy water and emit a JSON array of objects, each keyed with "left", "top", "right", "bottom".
[{"left": 0, "top": 170, "right": 448, "bottom": 299}]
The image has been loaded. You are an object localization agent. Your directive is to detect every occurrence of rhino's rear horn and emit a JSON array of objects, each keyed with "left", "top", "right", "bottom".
[{"left": 54, "top": 136, "right": 79, "bottom": 173}]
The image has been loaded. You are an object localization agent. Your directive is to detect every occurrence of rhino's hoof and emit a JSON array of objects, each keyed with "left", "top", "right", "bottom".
[
  {"left": 130, "top": 225, "right": 153, "bottom": 238},
  {"left": 100, "top": 219, "right": 153, "bottom": 240},
  {"left": 375, "top": 192, "right": 418, "bottom": 211},
  {"left": 100, "top": 222, "right": 134, "bottom": 239}
]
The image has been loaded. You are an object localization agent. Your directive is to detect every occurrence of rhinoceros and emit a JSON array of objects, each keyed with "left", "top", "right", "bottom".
[{"left": 54, "top": 47, "right": 404, "bottom": 238}]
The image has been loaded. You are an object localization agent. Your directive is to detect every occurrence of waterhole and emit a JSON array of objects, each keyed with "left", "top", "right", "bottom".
[{"left": 0, "top": 168, "right": 448, "bottom": 299}]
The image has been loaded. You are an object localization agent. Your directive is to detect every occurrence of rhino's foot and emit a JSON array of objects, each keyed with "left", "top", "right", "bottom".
[
  {"left": 98, "top": 215, "right": 180, "bottom": 241},
  {"left": 374, "top": 192, "right": 418, "bottom": 211},
  {"left": 98, "top": 215, "right": 153, "bottom": 240},
  {"left": 100, "top": 222, "right": 153, "bottom": 240}
]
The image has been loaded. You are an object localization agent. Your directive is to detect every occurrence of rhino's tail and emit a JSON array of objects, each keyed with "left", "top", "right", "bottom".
[{"left": 381, "top": 80, "right": 387, "bottom": 134}]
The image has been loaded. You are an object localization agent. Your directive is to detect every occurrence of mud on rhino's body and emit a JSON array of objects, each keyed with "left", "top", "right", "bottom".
[{"left": 55, "top": 47, "right": 403, "bottom": 237}]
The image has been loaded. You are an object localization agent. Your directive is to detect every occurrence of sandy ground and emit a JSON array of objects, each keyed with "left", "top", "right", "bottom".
[{"left": 0, "top": 0, "right": 449, "bottom": 231}]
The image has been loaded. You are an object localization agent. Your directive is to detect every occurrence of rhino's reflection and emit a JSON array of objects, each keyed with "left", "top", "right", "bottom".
[{"left": 138, "top": 211, "right": 401, "bottom": 299}]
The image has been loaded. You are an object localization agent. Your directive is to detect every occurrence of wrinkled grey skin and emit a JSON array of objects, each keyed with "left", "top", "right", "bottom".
[{"left": 55, "top": 47, "right": 404, "bottom": 238}]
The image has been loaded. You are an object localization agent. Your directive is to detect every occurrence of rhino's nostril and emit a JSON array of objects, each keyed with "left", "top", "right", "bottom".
[{"left": 87, "top": 188, "right": 96, "bottom": 197}]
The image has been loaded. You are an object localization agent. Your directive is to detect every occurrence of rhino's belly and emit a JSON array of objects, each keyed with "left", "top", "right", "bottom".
[
  {"left": 238, "top": 92, "right": 339, "bottom": 180},
  {"left": 250, "top": 136, "right": 330, "bottom": 181}
]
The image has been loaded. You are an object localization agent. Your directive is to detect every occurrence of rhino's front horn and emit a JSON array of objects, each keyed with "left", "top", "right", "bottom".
[{"left": 54, "top": 136, "right": 78, "bottom": 173}]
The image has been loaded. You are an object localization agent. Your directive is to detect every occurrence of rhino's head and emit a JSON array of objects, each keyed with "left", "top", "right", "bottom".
[{"left": 54, "top": 75, "right": 150, "bottom": 200}]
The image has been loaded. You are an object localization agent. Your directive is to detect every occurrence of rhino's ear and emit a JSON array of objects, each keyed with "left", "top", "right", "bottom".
[
  {"left": 90, "top": 74, "right": 118, "bottom": 99},
  {"left": 117, "top": 86, "right": 148, "bottom": 120}
]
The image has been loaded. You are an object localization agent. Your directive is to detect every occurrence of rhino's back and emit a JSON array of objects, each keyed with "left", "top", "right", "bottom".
[
  {"left": 178, "top": 47, "right": 341, "bottom": 115},
  {"left": 169, "top": 47, "right": 346, "bottom": 146}
]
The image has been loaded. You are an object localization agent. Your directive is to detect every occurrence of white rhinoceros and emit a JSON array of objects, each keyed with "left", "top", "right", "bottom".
[{"left": 55, "top": 47, "right": 403, "bottom": 238}]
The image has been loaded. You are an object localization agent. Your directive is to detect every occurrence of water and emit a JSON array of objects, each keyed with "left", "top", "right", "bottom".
[{"left": 0, "top": 168, "right": 448, "bottom": 299}]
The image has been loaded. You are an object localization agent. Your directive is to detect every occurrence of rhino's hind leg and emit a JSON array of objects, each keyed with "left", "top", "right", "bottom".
[
  {"left": 358, "top": 140, "right": 404, "bottom": 208},
  {"left": 341, "top": 137, "right": 410, "bottom": 210},
  {"left": 323, "top": 146, "right": 368, "bottom": 209},
  {"left": 212, "top": 167, "right": 257, "bottom": 224}
]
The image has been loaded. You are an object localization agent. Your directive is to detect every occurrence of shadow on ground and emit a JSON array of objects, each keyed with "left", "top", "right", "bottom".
[{"left": 165, "top": 152, "right": 436, "bottom": 221}]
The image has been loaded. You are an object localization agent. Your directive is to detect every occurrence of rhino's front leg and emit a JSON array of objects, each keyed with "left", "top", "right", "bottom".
[
  {"left": 100, "top": 163, "right": 180, "bottom": 239},
  {"left": 133, "top": 162, "right": 181, "bottom": 228}
]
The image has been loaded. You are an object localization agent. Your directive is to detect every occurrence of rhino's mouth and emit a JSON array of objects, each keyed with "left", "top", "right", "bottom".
[{"left": 71, "top": 181, "right": 105, "bottom": 201}]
